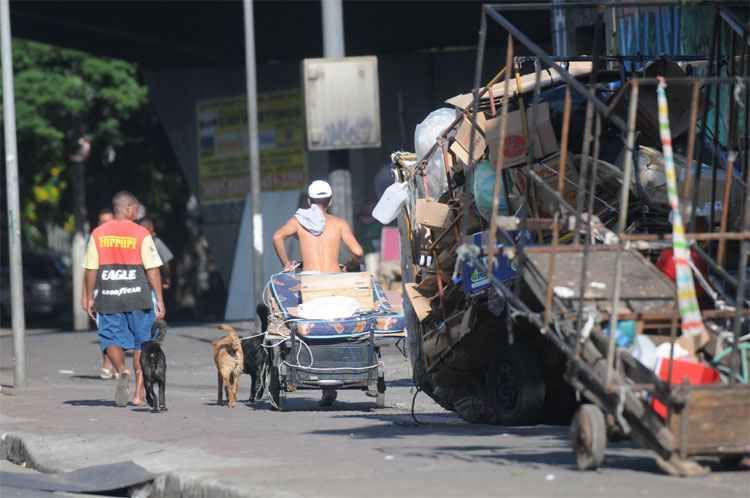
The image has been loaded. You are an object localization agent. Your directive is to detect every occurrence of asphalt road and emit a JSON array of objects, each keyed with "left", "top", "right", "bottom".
[{"left": 1, "top": 324, "right": 748, "bottom": 498}]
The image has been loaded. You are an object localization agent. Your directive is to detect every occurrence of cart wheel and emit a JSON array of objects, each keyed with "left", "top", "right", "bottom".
[
  {"left": 375, "top": 375, "right": 386, "bottom": 408},
  {"left": 268, "top": 365, "right": 285, "bottom": 411},
  {"left": 486, "top": 340, "right": 545, "bottom": 425},
  {"left": 571, "top": 404, "right": 607, "bottom": 470}
]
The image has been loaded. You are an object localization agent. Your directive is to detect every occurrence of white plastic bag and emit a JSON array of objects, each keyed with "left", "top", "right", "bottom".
[
  {"left": 630, "top": 335, "right": 658, "bottom": 371},
  {"left": 372, "top": 182, "right": 408, "bottom": 224},
  {"left": 414, "top": 108, "right": 457, "bottom": 197},
  {"left": 297, "top": 296, "right": 360, "bottom": 320}
]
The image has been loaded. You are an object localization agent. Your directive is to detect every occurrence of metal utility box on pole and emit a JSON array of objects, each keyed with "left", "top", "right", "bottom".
[
  {"left": 242, "top": 0, "right": 264, "bottom": 328},
  {"left": 1, "top": 0, "right": 27, "bottom": 388}
]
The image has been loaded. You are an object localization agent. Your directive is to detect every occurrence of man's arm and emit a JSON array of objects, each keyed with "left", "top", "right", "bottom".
[
  {"left": 141, "top": 234, "right": 165, "bottom": 320},
  {"left": 341, "top": 221, "right": 364, "bottom": 261},
  {"left": 83, "top": 269, "right": 97, "bottom": 319},
  {"left": 272, "top": 218, "right": 298, "bottom": 269},
  {"left": 146, "top": 268, "right": 165, "bottom": 320},
  {"left": 81, "top": 235, "right": 99, "bottom": 319}
]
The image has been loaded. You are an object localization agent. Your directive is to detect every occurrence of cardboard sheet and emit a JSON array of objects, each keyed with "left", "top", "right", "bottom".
[
  {"left": 450, "top": 113, "right": 487, "bottom": 164},
  {"left": 485, "top": 101, "right": 558, "bottom": 170},
  {"left": 405, "top": 283, "right": 432, "bottom": 322},
  {"left": 445, "top": 62, "right": 592, "bottom": 109},
  {"left": 415, "top": 199, "right": 452, "bottom": 230}
]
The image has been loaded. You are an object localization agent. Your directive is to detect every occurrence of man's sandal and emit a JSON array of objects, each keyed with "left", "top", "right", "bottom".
[{"left": 114, "top": 370, "right": 130, "bottom": 407}]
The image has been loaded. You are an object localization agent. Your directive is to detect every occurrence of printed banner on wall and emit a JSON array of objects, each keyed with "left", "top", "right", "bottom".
[{"left": 197, "top": 90, "right": 306, "bottom": 204}]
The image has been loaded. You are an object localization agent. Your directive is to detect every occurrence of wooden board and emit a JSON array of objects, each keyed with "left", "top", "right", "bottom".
[
  {"left": 525, "top": 248, "right": 676, "bottom": 314},
  {"left": 670, "top": 384, "right": 750, "bottom": 456},
  {"left": 300, "top": 272, "right": 374, "bottom": 312}
]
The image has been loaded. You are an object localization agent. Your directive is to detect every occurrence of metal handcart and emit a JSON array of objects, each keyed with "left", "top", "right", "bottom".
[
  {"left": 394, "top": 1, "right": 750, "bottom": 475},
  {"left": 261, "top": 270, "right": 405, "bottom": 411}
]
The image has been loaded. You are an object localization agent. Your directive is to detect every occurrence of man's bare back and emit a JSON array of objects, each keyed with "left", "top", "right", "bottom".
[{"left": 273, "top": 212, "right": 363, "bottom": 273}]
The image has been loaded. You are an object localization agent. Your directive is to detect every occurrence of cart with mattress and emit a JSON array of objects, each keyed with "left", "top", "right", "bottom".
[{"left": 262, "top": 270, "right": 406, "bottom": 410}]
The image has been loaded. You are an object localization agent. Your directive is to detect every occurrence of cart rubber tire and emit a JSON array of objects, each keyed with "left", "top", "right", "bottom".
[
  {"left": 268, "top": 365, "right": 285, "bottom": 411},
  {"left": 375, "top": 375, "right": 386, "bottom": 408},
  {"left": 571, "top": 404, "right": 607, "bottom": 471},
  {"left": 487, "top": 341, "right": 545, "bottom": 425}
]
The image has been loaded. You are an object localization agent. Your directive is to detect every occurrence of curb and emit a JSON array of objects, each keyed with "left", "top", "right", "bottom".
[{"left": 1, "top": 432, "right": 256, "bottom": 498}]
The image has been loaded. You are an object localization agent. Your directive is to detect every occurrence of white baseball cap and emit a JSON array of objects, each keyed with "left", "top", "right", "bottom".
[{"left": 308, "top": 180, "right": 333, "bottom": 199}]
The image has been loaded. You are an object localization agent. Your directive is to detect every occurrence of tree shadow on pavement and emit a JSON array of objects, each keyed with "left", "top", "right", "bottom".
[
  {"left": 375, "top": 445, "right": 662, "bottom": 474},
  {"left": 309, "top": 412, "right": 569, "bottom": 440},
  {"left": 71, "top": 375, "right": 106, "bottom": 381},
  {"left": 227, "top": 395, "right": 385, "bottom": 413},
  {"left": 384, "top": 378, "right": 416, "bottom": 388},
  {"left": 63, "top": 399, "right": 119, "bottom": 408},
  {"left": 310, "top": 413, "right": 665, "bottom": 473},
  {"left": 178, "top": 333, "right": 216, "bottom": 345}
]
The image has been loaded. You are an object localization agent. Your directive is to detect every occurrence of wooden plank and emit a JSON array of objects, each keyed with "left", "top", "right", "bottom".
[
  {"left": 525, "top": 249, "right": 676, "bottom": 314},
  {"left": 670, "top": 385, "right": 750, "bottom": 456}
]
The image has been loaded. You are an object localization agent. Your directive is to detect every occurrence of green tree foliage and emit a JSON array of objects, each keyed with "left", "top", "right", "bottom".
[{"left": 2, "top": 39, "right": 148, "bottom": 245}]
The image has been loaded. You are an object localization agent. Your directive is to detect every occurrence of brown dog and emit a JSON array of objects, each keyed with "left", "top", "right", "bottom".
[{"left": 212, "top": 324, "right": 244, "bottom": 408}]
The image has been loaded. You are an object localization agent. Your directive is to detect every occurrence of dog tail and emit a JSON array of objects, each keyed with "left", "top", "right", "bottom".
[
  {"left": 217, "top": 324, "right": 241, "bottom": 349},
  {"left": 256, "top": 304, "right": 270, "bottom": 333},
  {"left": 217, "top": 324, "right": 238, "bottom": 338}
]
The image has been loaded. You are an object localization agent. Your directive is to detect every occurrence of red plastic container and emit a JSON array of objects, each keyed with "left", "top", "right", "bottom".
[{"left": 652, "top": 358, "right": 720, "bottom": 418}]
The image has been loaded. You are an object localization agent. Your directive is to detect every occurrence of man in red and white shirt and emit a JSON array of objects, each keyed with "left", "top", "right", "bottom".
[{"left": 82, "top": 191, "right": 165, "bottom": 407}]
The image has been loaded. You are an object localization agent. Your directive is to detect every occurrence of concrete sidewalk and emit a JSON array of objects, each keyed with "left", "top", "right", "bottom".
[{"left": 1, "top": 325, "right": 748, "bottom": 498}]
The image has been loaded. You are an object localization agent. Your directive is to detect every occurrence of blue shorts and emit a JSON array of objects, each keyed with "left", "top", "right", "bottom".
[{"left": 97, "top": 309, "right": 155, "bottom": 352}]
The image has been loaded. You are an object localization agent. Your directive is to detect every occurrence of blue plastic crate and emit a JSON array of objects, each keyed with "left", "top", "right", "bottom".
[{"left": 458, "top": 232, "right": 518, "bottom": 296}]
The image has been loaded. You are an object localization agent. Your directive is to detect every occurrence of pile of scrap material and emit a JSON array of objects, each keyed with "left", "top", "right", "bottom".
[
  {"left": 381, "top": 0, "right": 750, "bottom": 471},
  {"left": 387, "top": 57, "right": 750, "bottom": 430}
]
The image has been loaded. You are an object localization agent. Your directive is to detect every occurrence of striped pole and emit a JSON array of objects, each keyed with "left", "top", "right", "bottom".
[{"left": 656, "top": 77, "right": 705, "bottom": 337}]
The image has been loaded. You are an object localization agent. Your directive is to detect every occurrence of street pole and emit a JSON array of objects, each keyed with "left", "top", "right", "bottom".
[
  {"left": 70, "top": 141, "right": 90, "bottom": 331},
  {"left": 552, "top": 0, "right": 568, "bottom": 57},
  {"left": 242, "top": 0, "right": 264, "bottom": 329},
  {"left": 1, "top": 0, "right": 27, "bottom": 388},
  {"left": 322, "top": 0, "right": 344, "bottom": 58},
  {"left": 321, "top": 0, "right": 353, "bottom": 229}
]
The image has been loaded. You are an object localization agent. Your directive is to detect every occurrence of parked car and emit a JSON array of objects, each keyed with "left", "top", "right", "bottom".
[{"left": 0, "top": 251, "right": 73, "bottom": 323}]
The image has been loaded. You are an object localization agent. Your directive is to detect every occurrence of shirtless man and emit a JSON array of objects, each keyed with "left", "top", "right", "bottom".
[
  {"left": 272, "top": 180, "right": 364, "bottom": 407},
  {"left": 273, "top": 180, "right": 364, "bottom": 273}
]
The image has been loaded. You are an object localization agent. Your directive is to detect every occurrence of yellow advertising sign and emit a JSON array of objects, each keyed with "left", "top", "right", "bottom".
[{"left": 197, "top": 90, "right": 306, "bottom": 204}]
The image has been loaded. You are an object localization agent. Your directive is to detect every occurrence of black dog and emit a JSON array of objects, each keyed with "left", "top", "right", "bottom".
[
  {"left": 241, "top": 305, "right": 270, "bottom": 403},
  {"left": 140, "top": 320, "right": 168, "bottom": 412}
]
